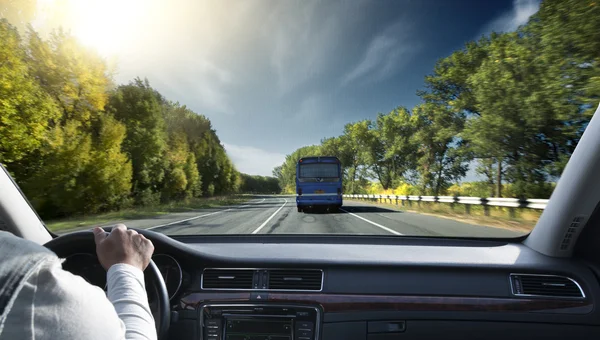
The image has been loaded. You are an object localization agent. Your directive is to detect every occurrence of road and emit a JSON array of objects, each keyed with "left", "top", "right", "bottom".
[{"left": 108, "top": 197, "right": 521, "bottom": 237}]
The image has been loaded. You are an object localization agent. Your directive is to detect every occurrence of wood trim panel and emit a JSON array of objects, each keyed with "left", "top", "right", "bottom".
[{"left": 178, "top": 292, "right": 592, "bottom": 314}]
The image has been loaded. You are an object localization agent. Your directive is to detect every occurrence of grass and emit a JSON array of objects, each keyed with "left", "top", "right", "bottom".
[
  {"left": 348, "top": 198, "right": 540, "bottom": 233},
  {"left": 44, "top": 196, "right": 246, "bottom": 232}
]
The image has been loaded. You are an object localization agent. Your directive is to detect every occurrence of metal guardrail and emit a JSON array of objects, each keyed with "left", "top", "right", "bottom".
[{"left": 343, "top": 194, "right": 548, "bottom": 210}]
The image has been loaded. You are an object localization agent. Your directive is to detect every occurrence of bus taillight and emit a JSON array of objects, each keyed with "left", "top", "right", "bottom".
[
  {"left": 298, "top": 188, "right": 303, "bottom": 196},
  {"left": 337, "top": 188, "right": 341, "bottom": 196}
]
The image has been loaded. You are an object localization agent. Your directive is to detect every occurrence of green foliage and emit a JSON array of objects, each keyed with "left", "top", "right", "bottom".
[
  {"left": 276, "top": 145, "right": 323, "bottom": 193},
  {"left": 239, "top": 174, "right": 280, "bottom": 194},
  {"left": 1, "top": 20, "right": 244, "bottom": 219},
  {"left": 369, "top": 107, "right": 418, "bottom": 190},
  {"left": 274, "top": 0, "right": 599, "bottom": 199},
  {"left": 412, "top": 103, "right": 468, "bottom": 195},
  {"left": 106, "top": 78, "right": 167, "bottom": 201},
  {"left": 0, "top": 19, "right": 59, "bottom": 165}
]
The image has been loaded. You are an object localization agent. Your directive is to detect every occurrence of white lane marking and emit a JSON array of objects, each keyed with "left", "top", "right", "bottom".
[
  {"left": 251, "top": 199, "right": 288, "bottom": 234},
  {"left": 339, "top": 208, "right": 403, "bottom": 235},
  {"left": 148, "top": 210, "right": 229, "bottom": 229},
  {"left": 149, "top": 198, "right": 263, "bottom": 229}
]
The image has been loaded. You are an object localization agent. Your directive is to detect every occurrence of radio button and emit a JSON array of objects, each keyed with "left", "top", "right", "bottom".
[
  {"left": 296, "top": 322, "right": 314, "bottom": 330},
  {"left": 296, "top": 330, "right": 313, "bottom": 338}
]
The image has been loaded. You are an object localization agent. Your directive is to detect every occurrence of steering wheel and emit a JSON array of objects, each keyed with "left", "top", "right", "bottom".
[{"left": 44, "top": 228, "right": 170, "bottom": 340}]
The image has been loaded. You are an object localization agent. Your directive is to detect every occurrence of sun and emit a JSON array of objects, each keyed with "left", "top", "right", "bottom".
[{"left": 57, "top": 0, "right": 152, "bottom": 56}]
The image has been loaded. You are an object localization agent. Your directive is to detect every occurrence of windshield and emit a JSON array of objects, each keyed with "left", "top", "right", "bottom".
[
  {"left": 1, "top": 0, "right": 597, "bottom": 238},
  {"left": 299, "top": 164, "right": 339, "bottom": 178}
]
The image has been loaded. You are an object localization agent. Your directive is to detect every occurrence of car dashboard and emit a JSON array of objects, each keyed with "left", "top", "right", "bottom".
[{"left": 63, "top": 234, "right": 600, "bottom": 339}]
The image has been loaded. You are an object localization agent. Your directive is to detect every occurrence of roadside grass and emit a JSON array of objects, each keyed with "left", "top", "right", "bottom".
[
  {"left": 45, "top": 196, "right": 247, "bottom": 233},
  {"left": 347, "top": 198, "right": 540, "bottom": 233}
]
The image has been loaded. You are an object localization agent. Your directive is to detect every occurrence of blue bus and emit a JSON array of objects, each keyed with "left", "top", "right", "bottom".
[{"left": 296, "top": 156, "right": 343, "bottom": 212}]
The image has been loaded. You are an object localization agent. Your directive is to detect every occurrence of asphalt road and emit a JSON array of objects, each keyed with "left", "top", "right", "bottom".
[{"left": 122, "top": 197, "right": 522, "bottom": 237}]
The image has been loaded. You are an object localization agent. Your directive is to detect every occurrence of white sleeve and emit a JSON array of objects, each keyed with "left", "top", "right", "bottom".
[
  {"left": 12, "top": 260, "right": 157, "bottom": 340},
  {"left": 107, "top": 263, "right": 157, "bottom": 340},
  {"left": 19, "top": 260, "right": 128, "bottom": 340}
]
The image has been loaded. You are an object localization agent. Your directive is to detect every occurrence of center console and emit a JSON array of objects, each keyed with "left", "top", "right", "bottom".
[{"left": 200, "top": 304, "right": 321, "bottom": 340}]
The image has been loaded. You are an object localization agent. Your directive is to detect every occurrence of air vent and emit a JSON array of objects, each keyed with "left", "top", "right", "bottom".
[
  {"left": 202, "top": 269, "right": 254, "bottom": 289},
  {"left": 268, "top": 269, "right": 323, "bottom": 291},
  {"left": 510, "top": 274, "right": 584, "bottom": 299}
]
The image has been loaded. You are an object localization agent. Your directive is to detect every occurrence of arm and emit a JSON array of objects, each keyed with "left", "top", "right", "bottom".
[
  {"left": 94, "top": 225, "right": 158, "bottom": 340},
  {"left": 107, "top": 264, "right": 156, "bottom": 340},
  {"left": 26, "top": 259, "right": 155, "bottom": 340},
  {"left": 0, "top": 226, "right": 156, "bottom": 340}
]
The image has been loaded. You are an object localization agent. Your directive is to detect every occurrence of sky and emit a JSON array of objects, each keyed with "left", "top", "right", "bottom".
[{"left": 34, "top": 0, "right": 540, "bottom": 177}]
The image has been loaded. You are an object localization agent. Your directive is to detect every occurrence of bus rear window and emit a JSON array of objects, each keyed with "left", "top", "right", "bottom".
[{"left": 299, "top": 163, "right": 339, "bottom": 178}]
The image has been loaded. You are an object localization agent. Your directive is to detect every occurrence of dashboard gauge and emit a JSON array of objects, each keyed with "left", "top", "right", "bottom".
[
  {"left": 152, "top": 254, "right": 183, "bottom": 300},
  {"left": 62, "top": 253, "right": 107, "bottom": 289}
]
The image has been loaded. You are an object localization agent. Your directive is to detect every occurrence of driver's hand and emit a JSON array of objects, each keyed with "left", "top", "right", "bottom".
[{"left": 93, "top": 224, "right": 154, "bottom": 271}]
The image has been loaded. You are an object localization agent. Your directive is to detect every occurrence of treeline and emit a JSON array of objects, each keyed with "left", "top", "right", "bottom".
[
  {"left": 0, "top": 20, "right": 277, "bottom": 219},
  {"left": 274, "top": 0, "right": 599, "bottom": 199},
  {"left": 239, "top": 174, "right": 280, "bottom": 194}
]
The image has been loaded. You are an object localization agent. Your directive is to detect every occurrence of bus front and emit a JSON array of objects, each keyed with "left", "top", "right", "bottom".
[{"left": 295, "top": 156, "right": 342, "bottom": 212}]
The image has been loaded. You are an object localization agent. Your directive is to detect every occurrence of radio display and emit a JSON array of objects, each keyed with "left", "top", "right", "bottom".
[{"left": 226, "top": 319, "right": 292, "bottom": 337}]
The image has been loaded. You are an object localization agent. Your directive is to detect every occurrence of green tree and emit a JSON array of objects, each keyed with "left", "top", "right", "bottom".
[
  {"left": 368, "top": 107, "right": 418, "bottom": 190},
  {"left": 0, "top": 19, "right": 58, "bottom": 166},
  {"left": 277, "top": 145, "right": 322, "bottom": 193},
  {"left": 239, "top": 174, "right": 280, "bottom": 194},
  {"left": 412, "top": 103, "right": 468, "bottom": 195},
  {"left": 463, "top": 32, "right": 552, "bottom": 197},
  {"left": 27, "top": 28, "right": 111, "bottom": 125},
  {"left": 84, "top": 114, "right": 133, "bottom": 212},
  {"left": 19, "top": 27, "right": 132, "bottom": 217},
  {"left": 106, "top": 78, "right": 167, "bottom": 203},
  {"left": 341, "top": 120, "right": 372, "bottom": 193}
]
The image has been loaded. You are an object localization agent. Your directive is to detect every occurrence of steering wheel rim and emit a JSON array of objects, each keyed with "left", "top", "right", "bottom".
[{"left": 44, "top": 228, "right": 170, "bottom": 340}]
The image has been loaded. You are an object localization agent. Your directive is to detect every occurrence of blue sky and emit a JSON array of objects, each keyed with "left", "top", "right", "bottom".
[{"left": 39, "top": 0, "right": 541, "bottom": 177}]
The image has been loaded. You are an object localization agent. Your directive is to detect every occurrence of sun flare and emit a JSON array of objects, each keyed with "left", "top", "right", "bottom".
[{"left": 47, "top": 0, "right": 153, "bottom": 56}]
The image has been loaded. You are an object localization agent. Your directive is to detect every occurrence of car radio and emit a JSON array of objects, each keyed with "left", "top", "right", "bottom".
[{"left": 200, "top": 304, "right": 321, "bottom": 340}]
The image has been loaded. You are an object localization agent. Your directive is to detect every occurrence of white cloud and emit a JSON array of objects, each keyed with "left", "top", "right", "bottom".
[
  {"left": 341, "top": 21, "right": 418, "bottom": 85},
  {"left": 265, "top": 1, "right": 350, "bottom": 94},
  {"left": 223, "top": 143, "right": 286, "bottom": 176},
  {"left": 480, "top": 0, "right": 540, "bottom": 35}
]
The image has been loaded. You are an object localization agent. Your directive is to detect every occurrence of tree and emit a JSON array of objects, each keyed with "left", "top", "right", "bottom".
[
  {"left": 239, "top": 174, "right": 280, "bottom": 194},
  {"left": 412, "top": 103, "right": 468, "bottom": 195},
  {"left": 462, "top": 32, "right": 552, "bottom": 197},
  {"left": 0, "top": 19, "right": 59, "bottom": 166},
  {"left": 419, "top": 38, "right": 489, "bottom": 115},
  {"left": 84, "top": 114, "right": 132, "bottom": 212},
  {"left": 17, "top": 27, "right": 132, "bottom": 217},
  {"left": 341, "top": 121, "right": 371, "bottom": 193},
  {"left": 27, "top": 28, "right": 111, "bottom": 126},
  {"left": 106, "top": 78, "right": 167, "bottom": 203},
  {"left": 368, "top": 107, "right": 418, "bottom": 190},
  {"left": 276, "top": 145, "right": 322, "bottom": 193}
]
